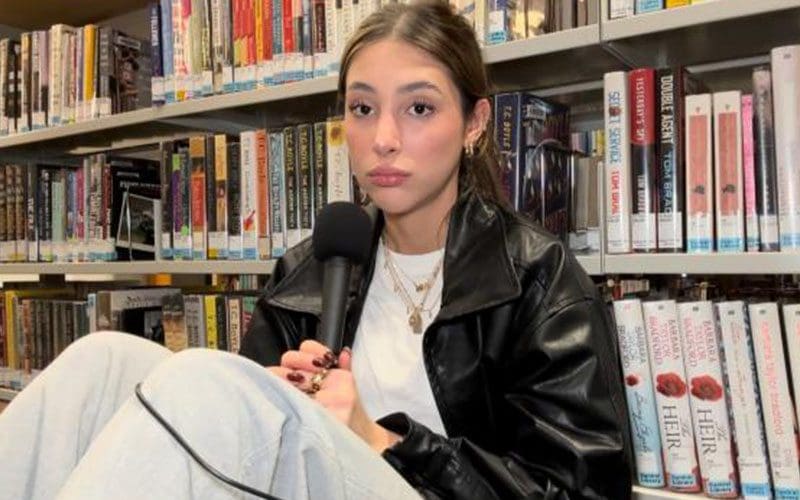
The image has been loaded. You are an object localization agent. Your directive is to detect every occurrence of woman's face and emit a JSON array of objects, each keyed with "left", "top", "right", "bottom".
[{"left": 343, "top": 39, "right": 467, "bottom": 217}]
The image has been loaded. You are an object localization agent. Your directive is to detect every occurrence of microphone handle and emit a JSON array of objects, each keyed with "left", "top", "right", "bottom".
[{"left": 319, "top": 256, "right": 352, "bottom": 354}]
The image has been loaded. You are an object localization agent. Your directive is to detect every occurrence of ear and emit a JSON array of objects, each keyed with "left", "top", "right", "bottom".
[{"left": 463, "top": 98, "right": 491, "bottom": 148}]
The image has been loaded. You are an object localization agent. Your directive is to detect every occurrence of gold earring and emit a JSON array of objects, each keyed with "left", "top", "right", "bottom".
[{"left": 465, "top": 142, "right": 474, "bottom": 157}]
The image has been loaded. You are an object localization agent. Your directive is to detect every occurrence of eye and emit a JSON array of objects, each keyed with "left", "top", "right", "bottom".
[
  {"left": 408, "top": 101, "right": 435, "bottom": 117},
  {"left": 347, "top": 101, "right": 373, "bottom": 117}
]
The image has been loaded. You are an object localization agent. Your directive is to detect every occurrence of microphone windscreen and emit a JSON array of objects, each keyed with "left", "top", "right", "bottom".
[{"left": 312, "top": 202, "right": 373, "bottom": 264}]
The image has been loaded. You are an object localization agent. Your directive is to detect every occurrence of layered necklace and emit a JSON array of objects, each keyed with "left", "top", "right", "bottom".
[{"left": 382, "top": 239, "right": 444, "bottom": 334}]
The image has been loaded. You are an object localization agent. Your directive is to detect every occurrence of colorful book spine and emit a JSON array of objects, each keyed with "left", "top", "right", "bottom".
[
  {"left": 150, "top": 3, "right": 165, "bottom": 105},
  {"left": 160, "top": 142, "right": 174, "bottom": 260},
  {"left": 487, "top": 0, "right": 508, "bottom": 44},
  {"left": 284, "top": 125, "right": 301, "bottom": 248},
  {"left": 161, "top": 0, "right": 176, "bottom": 102},
  {"left": 261, "top": 0, "right": 275, "bottom": 86},
  {"left": 748, "top": 302, "right": 800, "bottom": 498},
  {"left": 172, "top": 151, "right": 193, "bottom": 259},
  {"left": 610, "top": 0, "right": 635, "bottom": 19},
  {"left": 752, "top": 66, "right": 780, "bottom": 252},
  {"left": 301, "top": 0, "right": 313, "bottom": 80},
  {"left": 685, "top": 94, "right": 714, "bottom": 253},
  {"left": 204, "top": 294, "right": 218, "bottom": 349},
  {"left": 635, "top": 0, "right": 663, "bottom": 14},
  {"left": 604, "top": 71, "right": 632, "bottom": 254},
  {"left": 269, "top": 130, "right": 286, "bottom": 257},
  {"left": 189, "top": 136, "right": 208, "bottom": 259},
  {"left": 629, "top": 68, "right": 658, "bottom": 252},
  {"left": 312, "top": 0, "right": 327, "bottom": 78},
  {"left": 494, "top": 92, "right": 521, "bottom": 209},
  {"left": 256, "top": 129, "right": 271, "bottom": 260},
  {"left": 642, "top": 300, "right": 701, "bottom": 493},
  {"left": 741, "top": 94, "right": 760, "bottom": 252},
  {"left": 657, "top": 68, "right": 686, "bottom": 252},
  {"left": 676, "top": 301, "right": 737, "bottom": 498},
  {"left": 666, "top": 0, "right": 689, "bottom": 6},
  {"left": 326, "top": 118, "right": 351, "bottom": 203},
  {"left": 227, "top": 141, "right": 243, "bottom": 259},
  {"left": 240, "top": 130, "right": 258, "bottom": 259},
  {"left": 713, "top": 91, "right": 744, "bottom": 253},
  {"left": 204, "top": 135, "right": 216, "bottom": 259},
  {"left": 210, "top": 135, "right": 229, "bottom": 259},
  {"left": 770, "top": 45, "right": 800, "bottom": 252},
  {"left": 272, "top": 0, "right": 285, "bottom": 84},
  {"left": 612, "top": 299, "right": 665, "bottom": 488}
]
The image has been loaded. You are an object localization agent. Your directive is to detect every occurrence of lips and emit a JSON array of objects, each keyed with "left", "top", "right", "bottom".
[{"left": 367, "top": 166, "right": 410, "bottom": 187}]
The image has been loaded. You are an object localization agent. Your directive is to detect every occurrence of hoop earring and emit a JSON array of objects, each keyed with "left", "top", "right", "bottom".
[{"left": 464, "top": 142, "right": 474, "bottom": 158}]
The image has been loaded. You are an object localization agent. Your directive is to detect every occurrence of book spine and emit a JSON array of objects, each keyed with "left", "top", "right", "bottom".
[
  {"left": 604, "top": 71, "right": 632, "bottom": 253},
  {"left": 298, "top": 123, "right": 313, "bottom": 241},
  {"left": 713, "top": 91, "right": 744, "bottom": 253},
  {"left": 204, "top": 134, "right": 216, "bottom": 258},
  {"left": 172, "top": 0, "right": 187, "bottom": 101},
  {"left": 494, "top": 92, "right": 521, "bottom": 209},
  {"left": 227, "top": 296, "right": 241, "bottom": 353},
  {"left": 75, "top": 165, "right": 85, "bottom": 261},
  {"left": 210, "top": 134, "right": 229, "bottom": 258},
  {"left": 629, "top": 68, "right": 658, "bottom": 252},
  {"left": 96, "top": 27, "right": 112, "bottom": 118},
  {"left": 48, "top": 26, "right": 61, "bottom": 126},
  {"left": 75, "top": 30, "right": 83, "bottom": 122},
  {"left": 635, "top": 0, "right": 663, "bottom": 14},
  {"left": 160, "top": 142, "right": 174, "bottom": 259},
  {"left": 210, "top": 0, "right": 224, "bottom": 93},
  {"left": 487, "top": 0, "right": 508, "bottom": 45},
  {"left": 326, "top": 118, "right": 351, "bottom": 203},
  {"left": 187, "top": 0, "right": 202, "bottom": 98},
  {"left": 151, "top": 3, "right": 165, "bottom": 105},
  {"left": 284, "top": 126, "right": 301, "bottom": 248},
  {"left": 240, "top": 130, "right": 258, "bottom": 259},
  {"left": 657, "top": 68, "right": 684, "bottom": 252},
  {"left": 752, "top": 66, "right": 780, "bottom": 252},
  {"left": 0, "top": 167, "right": 7, "bottom": 261},
  {"left": 324, "top": 0, "right": 337, "bottom": 74},
  {"left": 189, "top": 136, "right": 208, "bottom": 259},
  {"left": 20, "top": 33, "right": 30, "bottom": 132},
  {"left": 51, "top": 170, "right": 65, "bottom": 262},
  {"left": 312, "top": 121, "right": 327, "bottom": 220},
  {"left": 666, "top": 0, "right": 689, "bottom": 6},
  {"left": 748, "top": 302, "right": 800, "bottom": 496},
  {"left": 0, "top": 39, "right": 8, "bottom": 135},
  {"left": 83, "top": 25, "right": 97, "bottom": 120},
  {"left": 609, "top": 0, "right": 634, "bottom": 19},
  {"left": 272, "top": 0, "right": 285, "bottom": 84},
  {"left": 161, "top": 0, "right": 176, "bottom": 102},
  {"left": 474, "top": 0, "right": 486, "bottom": 45},
  {"left": 676, "top": 301, "right": 737, "bottom": 497},
  {"left": 25, "top": 166, "right": 37, "bottom": 262},
  {"left": 612, "top": 299, "right": 665, "bottom": 488},
  {"left": 781, "top": 303, "right": 800, "bottom": 450},
  {"left": 262, "top": 0, "right": 274, "bottom": 86},
  {"left": 30, "top": 33, "right": 40, "bottom": 130},
  {"left": 642, "top": 300, "right": 701, "bottom": 492},
  {"left": 685, "top": 94, "right": 714, "bottom": 253},
  {"left": 269, "top": 131, "right": 286, "bottom": 257},
  {"left": 770, "top": 45, "right": 800, "bottom": 252},
  {"left": 301, "top": 0, "right": 313, "bottom": 80},
  {"left": 227, "top": 141, "right": 243, "bottom": 259},
  {"left": 256, "top": 129, "right": 271, "bottom": 259},
  {"left": 204, "top": 294, "right": 218, "bottom": 349},
  {"left": 715, "top": 301, "right": 771, "bottom": 498},
  {"left": 255, "top": 0, "right": 265, "bottom": 86},
  {"left": 172, "top": 152, "right": 189, "bottom": 259},
  {"left": 102, "top": 157, "right": 115, "bottom": 260},
  {"left": 741, "top": 94, "right": 760, "bottom": 253},
  {"left": 312, "top": 0, "right": 327, "bottom": 78},
  {"left": 201, "top": 0, "right": 214, "bottom": 95}
]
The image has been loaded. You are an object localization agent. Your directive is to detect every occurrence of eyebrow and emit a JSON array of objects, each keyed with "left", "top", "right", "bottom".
[{"left": 346, "top": 80, "right": 444, "bottom": 95}]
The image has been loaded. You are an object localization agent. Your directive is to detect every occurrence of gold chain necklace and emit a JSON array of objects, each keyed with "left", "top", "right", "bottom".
[{"left": 382, "top": 242, "right": 443, "bottom": 334}]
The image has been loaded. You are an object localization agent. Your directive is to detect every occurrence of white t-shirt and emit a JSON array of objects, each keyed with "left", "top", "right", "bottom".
[{"left": 351, "top": 240, "right": 447, "bottom": 436}]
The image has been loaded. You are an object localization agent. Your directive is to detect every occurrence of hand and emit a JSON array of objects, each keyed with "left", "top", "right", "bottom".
[{"left": 268, "top": 340, "right": 401, "bottom": 454}]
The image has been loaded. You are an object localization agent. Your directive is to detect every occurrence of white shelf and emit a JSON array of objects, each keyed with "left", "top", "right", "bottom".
[
  {"left": 576, "top": 255, "right": 603, "bottom": 275},
  {"left": 603, "top": 0, "right": 800, "bottom": 40},
  {"left": 0, "top": 260, "right": 277, "bottom": 275},
  {"left": 484, "top": 25, "right": 600, "bottom": 64},
  {"left": 632, "top": 485, "right": 711, "bottom": 499},
  {"left": 604, "top": 252, "right": 800, "bottom": 275},
  {"left": 0, "top": 387, "right": 18, "bottom": 402}
]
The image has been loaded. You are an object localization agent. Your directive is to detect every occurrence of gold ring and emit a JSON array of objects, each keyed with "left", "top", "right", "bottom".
[{"left": 310, "top": 369, "right": 329, "bottom": 393}]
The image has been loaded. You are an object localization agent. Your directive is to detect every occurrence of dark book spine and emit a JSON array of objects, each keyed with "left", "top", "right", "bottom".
[
  {"left": 0, "top": 166, "right": 6, "bottom": 261},
  {"left": 297, "top": 123, "right": 312, "bottom": 238},
  {"left": 629, "top": 68, "right": 658, "bottom": 252},
  {"left": 227, "top": 141, "right": 242, "bottom": 259},
  {"left": 312, "top": 122, "right": 327, "bottom": 220},
  {"left": 25, "top": 164, "right": 37, "bottom": 262},
  {"left": 215, "top": 294, "right": 228, "bottom": 352},
  {"left": 542, "top": 146, "right": 570, "bottom": 242},
  {"left": 20, "top": 33, "right": 30, "bottom": 132},
  {"left": 160, "top": 141, "right": 173, "bottom": 259},
  {"left": 150, "top": 1, "right": 164, "bottom": 105},
  {"left": 180, "top": 148, "right": 192, "bottom": 259},
  {"left": 656, "top": 68, "right": 685, "bottom": 252},
  {"left": 40, "top": 168, "right": 52, "bottom": 261},
  {"left": 97, "top": 27, "right": 112, "bottom": 116},
  {"left": 494, "top": 92, "right": 520, "bottom": 209},
  {"left": 283, "top": 126, "right": 299, "bottom": 243},
  {"left": 205, "top": 135, "right": 217, "bottom": 250},
  {"left": 171, "top": 152, "right": 184, "bottom": 258},
  {"left": 752, "top": 66, "right": 780, "bottom": 252}
]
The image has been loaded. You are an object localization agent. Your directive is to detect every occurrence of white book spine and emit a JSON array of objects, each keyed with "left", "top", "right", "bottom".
[
  {"left": 676, "top": 301, "right": 738, "bottom": 497},
  {"left": 610, "top": 0, "right": 635, "bottom": 19},
  {"left": 240, "top": 131, "right": 259, "bottom": 260},
  {"left": 326, "top": 120, "right": 352, "bottom": 203},
  {"left": 227, "top": 297, "right": 241, "bottom": 353},
  {"left": 48, "top": 26, "right": 62, "bottom": 126},
  {"left": 685, "top": 94, "right": 714, "bottom": 253},
  {"left": 712, "top": 91, "right": 745, "bottom": 253},
  {"left": 604, "top": 71, "right": 632, "bottom": 254},
  {"left": 781, "top": 303, "right": 800, "bottom": 460},
  {"left": 183, "top": 295, "right": 202, "bottom": 348},
  {"left": 771, "top": 45, "right": 800, "bottom": 252},
  {"left": 269, "top": 131, "right": 287, "bottom": 258},
  {"left": 642, "top": 299, "right": 701, "bottom": 492},
  {"left": 612, "top": 299, "right": 665, "bottom": 488},
  {"left": 715, "top": 301, "right": 771, "bottom": 499},
  {"left": 474, "top": 0, "right": 487, "bottom": 46},
  {"left": 748, "top": 302, "right": 800, "bottom": 497}
]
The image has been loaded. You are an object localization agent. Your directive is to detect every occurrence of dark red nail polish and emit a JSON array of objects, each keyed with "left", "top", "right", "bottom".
[
  {"left": 287, "top": 372, "right": 304, "bottom": 383},
  {"left": 324, "top": 351, "right": 336, "bottom": 364},
  {"left": 312, "top": 357, "right": 326, "bottom": 368}
]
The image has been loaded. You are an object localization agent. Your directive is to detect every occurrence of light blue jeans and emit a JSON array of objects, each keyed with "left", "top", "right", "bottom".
[{"left": 0, "top": 332, "right": 420, "bottom": 500}]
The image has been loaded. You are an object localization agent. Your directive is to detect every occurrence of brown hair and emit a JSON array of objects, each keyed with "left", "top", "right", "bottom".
[{"left": 337, "top": 0, "right": 507, "bottom": 208}]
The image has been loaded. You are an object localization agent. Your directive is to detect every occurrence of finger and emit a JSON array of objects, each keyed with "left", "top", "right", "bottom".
[
  {"left": 338, "top": 347, "right": 352, "bottom": 371},
  {"left": 299, "top": 340, "right": 338, "bottom": 364},
  {"left": 281, "top": 350, "right": 337, "bottom": 372},
  {"left": 269, "top": 366, "right": 317, "bottom": 391}
]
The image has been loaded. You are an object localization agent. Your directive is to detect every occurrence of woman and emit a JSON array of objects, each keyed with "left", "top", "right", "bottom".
[{"left": 0, "top": 1, "right": 631, "bottom": 499}]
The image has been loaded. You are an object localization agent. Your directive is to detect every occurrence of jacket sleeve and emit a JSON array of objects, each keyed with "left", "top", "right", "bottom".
[
  {"left": 238, "top": 257, "right": 301, "bottom": 366},
  {"left": 378, "top": 256, "right": 632, "bottom": 499}
]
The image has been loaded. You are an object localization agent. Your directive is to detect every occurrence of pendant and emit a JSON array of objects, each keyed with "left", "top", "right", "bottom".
[{"left": 408, "top": 309, "right": 423, "bottom": 334}]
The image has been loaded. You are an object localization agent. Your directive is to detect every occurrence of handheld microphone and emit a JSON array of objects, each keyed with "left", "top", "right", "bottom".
[{"left": 312, "top": 202, "right": 373, "bottom": 354}]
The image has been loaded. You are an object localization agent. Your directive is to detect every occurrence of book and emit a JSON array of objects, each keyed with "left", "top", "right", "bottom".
[
  {"left": 685, "top": 94, "right": 713, "bottom": 253},
  {"left": 269, "top": 130, "right": 287, "bottom": 257},
  {"left": 642, "top": 299, "right": 701, "bottom": 493},
  {"left": 312, "top": 121, "right": 328, "bottom": 220},
  {"left": 494, "top": 92, "right": 522, "bottom": 209},
  {"left": 298, "top": 123, "right": 313, "bottom": 241},
  {"left": 227, "top": 141, "right": 243, "bottom": 259},
  {"left": 240, "top": 130, "right": 259, "bottom": 259},
  {"left": 256, "top": 129, "right": 271, "bottom": 259},
  {"left": 210, "top": 134, "right": 229, "bottom": 259},
  {"left": 172, "top": 150, "right": 192, "bottom": 260},
  {"left": 610, "top": 0, "right": 634, "bottom": 19},
  {"left": 635, "top": 0, "right": 663, "bottom": 14},
  {"left": 326, "top": 118, "right": 351, "bottom": 203},
  {"left": 284, "top": 126, "right": 301, "bottom": 248},
  {"left": 604, "top": 71, "right": 632, "bottom": 254},
  {"left": 189, "top": 136, "right": 208, "bottom": 260},
  {"left": 752, "top": 66, "right": 780, "bottom": 252},
  {"left": 770, "top": 45, "right": 800, "bottom": 252},
  {"left": 612, "top": 299, "right": 665, "bottom": 488},
  {"left": 741, "top": 94, "right": 760, "bottom": 253},
  {"left": 712, "top": 91, "right": 744, "bottom": 253},
  {"left": 160, "top": 141, "right": 174, "bottom": 259},
  {"left": 629, "top": 68, "right": 658, "bottom": 252}
]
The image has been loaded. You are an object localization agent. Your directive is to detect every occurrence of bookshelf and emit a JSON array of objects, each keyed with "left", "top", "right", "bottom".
[
  {"left": 0, "top": 388, "right": 18, "bottom": 402},
  {"left": 0, "top": 260, "right": 278, "bottom": 275},
  {"left": 604, "top": 252, "right": 800, "bottom": 275},
  {"left": 632, "top": 486, "right": 712, "bottom": 500}
]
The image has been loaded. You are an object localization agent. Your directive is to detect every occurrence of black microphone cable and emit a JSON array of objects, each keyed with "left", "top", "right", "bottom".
[{"left": 134, "top": 382, "right": 284, "bottom": 500}]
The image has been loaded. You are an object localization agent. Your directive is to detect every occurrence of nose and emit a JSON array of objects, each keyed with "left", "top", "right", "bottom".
[{"left": 372, "top": 111, "right": 401, "bottom": 156}]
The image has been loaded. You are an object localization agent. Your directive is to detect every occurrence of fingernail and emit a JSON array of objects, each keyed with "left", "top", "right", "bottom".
[
  {"left": 287, "top": 372, "right": 305, "bottom": 383},
  {"left": 312, "top": 357, "right": 326, "bottom": 368},
  {"left": 342, "top": 347, "right": 352, "bottom": 356},
  {"left": 324, "top": 351, "right": 337, "bottom": 364}
]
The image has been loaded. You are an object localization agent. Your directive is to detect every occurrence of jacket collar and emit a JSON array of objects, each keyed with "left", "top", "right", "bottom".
[{"left": 267, "top": 193, "right": 521, "bottom": 323}]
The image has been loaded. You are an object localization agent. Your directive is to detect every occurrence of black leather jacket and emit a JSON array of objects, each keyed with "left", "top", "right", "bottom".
[{"left": 240, "top": 193, "right": 632, "bottom": 499}]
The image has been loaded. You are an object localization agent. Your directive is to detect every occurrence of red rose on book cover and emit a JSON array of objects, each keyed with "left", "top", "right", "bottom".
[
  {"left": 690, "top": 375, "right": 723, "bottom": 401},
  {"left": 625, "top": 374, "right": 640, "bottom": 386},
  {"left": 656, "top": 372, "right": 687, "bottom": 397}
]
